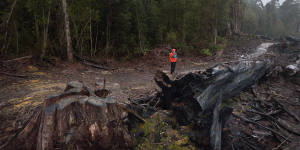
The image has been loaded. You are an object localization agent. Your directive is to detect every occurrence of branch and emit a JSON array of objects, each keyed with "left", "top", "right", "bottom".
[
  {"left": 233, "top": 114, "right": 290, "bottom": 142},
  {"left": 3, "top": 55, "right": 32, "bottom": 63},
  {"left": 0, "top": 72, "right": 27, "bottom": 78}
]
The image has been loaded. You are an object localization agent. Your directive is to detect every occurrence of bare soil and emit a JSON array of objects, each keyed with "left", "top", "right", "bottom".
[{"left": 0, "top": 39, "right": 265, "bottom": 147}]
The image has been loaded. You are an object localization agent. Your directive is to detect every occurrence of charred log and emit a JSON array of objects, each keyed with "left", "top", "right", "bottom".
[
  {"left": 155, "top": 60, "right": 272, "bottom": 117},
  {"left": 154, "top": 58, "right": 273, "bottom": 149}
]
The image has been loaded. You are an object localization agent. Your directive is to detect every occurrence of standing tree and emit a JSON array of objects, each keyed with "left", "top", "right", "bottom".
[
  {"left": 1, "top": 0, "right": 18, "bottom": 54},
  {"left": 62, "top": 0, "right": 73, "bottom": 62},
  {"left": 232, "top": 0, "right": 240, "bottom": 34}
]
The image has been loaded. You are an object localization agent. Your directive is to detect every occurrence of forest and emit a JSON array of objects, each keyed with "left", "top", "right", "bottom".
[
  {"left": 1, "top": 0, "right": 300, "bottom": 150},
  {"left": 0, "top": 0, "right": 299, "bottom": 61}
]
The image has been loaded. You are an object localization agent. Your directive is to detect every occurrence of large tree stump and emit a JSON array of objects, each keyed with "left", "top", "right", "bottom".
[{"left": 5, "top": 81, "right": 132, "bottom": 150}]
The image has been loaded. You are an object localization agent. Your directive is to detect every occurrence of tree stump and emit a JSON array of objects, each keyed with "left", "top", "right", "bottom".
[{"left": 5, "top": 81, "right": 132, "bottom": 150}]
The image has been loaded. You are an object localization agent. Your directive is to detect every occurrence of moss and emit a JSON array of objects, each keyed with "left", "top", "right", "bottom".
[
  {"left": 221, "top": 98, "right": 234, "bottom": 108},
  {"left": 131, "top": 111, "right": 197, "bottom": 150},
  {"left": 175, "top": 136, "right": 189, "bottom": 146},
  {"left": 154, "top": 145, "right": 164, "bottom": 150}
]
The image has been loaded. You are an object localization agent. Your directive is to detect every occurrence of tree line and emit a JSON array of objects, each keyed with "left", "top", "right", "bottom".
[
  {"left": 241, "top": 0, "right": 300, "bottom": 38},
  {"left": 0, "top": 0, "right": 299, "bottom": 61}
]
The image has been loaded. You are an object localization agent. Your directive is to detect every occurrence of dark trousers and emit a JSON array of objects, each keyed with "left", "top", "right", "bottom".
[{"left": 171, "top": 62, "right": 176, "bottom": 74}]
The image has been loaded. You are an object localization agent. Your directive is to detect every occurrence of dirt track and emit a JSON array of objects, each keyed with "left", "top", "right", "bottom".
[{"left": 0, "top": 39, "right": 264, "bottom": 146}]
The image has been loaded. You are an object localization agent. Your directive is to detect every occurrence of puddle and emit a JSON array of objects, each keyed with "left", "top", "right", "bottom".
[{"left": 240, "top": 43, "right": 274, "bottom": 60}]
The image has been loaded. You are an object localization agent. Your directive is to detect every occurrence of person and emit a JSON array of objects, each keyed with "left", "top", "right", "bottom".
[{"left": 169, "top": 48, "right": 177, "bottom": 74}]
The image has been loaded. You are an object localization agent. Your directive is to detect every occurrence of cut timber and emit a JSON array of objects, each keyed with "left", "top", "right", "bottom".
[{"left": 3, "top": 81, "right": 132, "bottom": 150}]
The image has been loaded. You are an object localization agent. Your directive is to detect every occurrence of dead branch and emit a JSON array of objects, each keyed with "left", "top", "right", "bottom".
[
  {"left": 2, "top": 55, "right": 32, "bottom": 63},
  {"left": 233, "top": 114, "right": 290, "bottom": 142},
  {"left": 119, "top": 105, "right": 146, "bottom": 123},
  {"left": 277, "top": 118, "right": 300, "bottom": 136},
  {"left": 272, "top": 98, "right": 300, "bottom": 122},
  {"left": 0, "top": 107, "right": 40, "bottom": 150},
  {"left": 75, "top": 55, "right": 110, "bottom": 70},
  {"left": 81, "top": 61, "right": 109, "bottom": 70},
  {"left": 272, "top": 135, "right": 290, "bottom": 150},
  {"left": 249, "top": 110, "right": 300, "bottom": 136},
  {"left": 0, "top": 72, "right": 27, "bottom": 78}
]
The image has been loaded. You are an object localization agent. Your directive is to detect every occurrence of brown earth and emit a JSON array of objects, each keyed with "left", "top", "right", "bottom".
[{"left": 0, "top": 39, "right": 265, "bottom": 147}]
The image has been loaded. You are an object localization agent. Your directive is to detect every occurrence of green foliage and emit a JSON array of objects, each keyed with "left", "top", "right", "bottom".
[
  {"left": 131, "top": 112, "right": 196, "bottom": 150},
  {"left": 166, "top": 32, "right": 177, "bottom": 45},
  {"left": 1, "top": 0, "right": 299, "bottom": 59},
  {"left": 241, "top": 7, "right": 258, "bottom": 34},
  {"left": 1, "top": 0, "right": 236, "bottom": 58},
  {"left": 217, "top": 36, "right": 226, "bottom": 44},
  {"left": 241, "top": 0, "right": 300, "bottom": 38},
  {"left": 201, "top": 48, "right": 212, "bottom": 56},
  {"left": 208, "top": 42, "right": 221, "bottom": 51}
]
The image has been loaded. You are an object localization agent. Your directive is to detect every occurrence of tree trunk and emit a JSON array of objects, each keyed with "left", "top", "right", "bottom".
[
  {"left": 4, "top": 81, "right": 133, "bottom": 150},
  {"left": 227, "top": 22, "right": 232, "bottom": 36},
  {"left": 75, "top": 21, "right": 89, "bottom": 56},
  {"left": 1, "top": 0, "right": 18, "bottom": 54},
  {"left": 41, "top": 8, "right": 51, "bottom": 61},
  {"left": 54, "top": 0, "right": 65, "bottom": 57},
  {"left": 94, "top": 23, "right": 99, "bottom": 56},
  {"left": 214, "top": 0, "right": 217, "bottom": 44},
  {"left": 14, "top": 21, "right": 19, "bottom": 55},
  {"left": 62, "top": 0, "right": 73, "bottom": 62},
  {"left": 90, "top": 8, "right": 93, "bottom": 57},
  {"left": 135, "top": 1, "right": 143, "bottom": 51},
  {"left": 105, "top": 0, "right": 112, "bottom": 53},
  {"left": 296, "top": 22, "right": 300, "bottom": 33},
  {"left": 214, "top": 28, "right": 217, "bottom": 45},
  {"left": 232, "top": 0, "right": 240, "bottom": 35},
  {"left": 182, "top": 0, "right": 186, "bottom": 43}
]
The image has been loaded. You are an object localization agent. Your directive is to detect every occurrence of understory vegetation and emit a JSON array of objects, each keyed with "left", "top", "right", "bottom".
[{"left": 0, "top": 0, "right": 299, "bottom": 61}]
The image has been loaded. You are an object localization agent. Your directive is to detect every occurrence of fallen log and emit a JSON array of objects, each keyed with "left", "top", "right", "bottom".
[
  {"left": 155, "top": 60, "right": 272, "bottom": 115},
  {"left": 81, "top": 60, "right": 110, "bottom": 70},
  {"left": 74, "top": 55, "right": 111, "bottom": 70},
  {"left": 2, "top": 81, "right": 133, "bottom": 150},
  {"left": 210, "top": 92, "right": 223, "bottom": 150},
  {"left": 197, "top": 61, "right": 272, "bottom": 112},
  {"left": 154, "top": 53, "right": 274, "bottom": 149}
]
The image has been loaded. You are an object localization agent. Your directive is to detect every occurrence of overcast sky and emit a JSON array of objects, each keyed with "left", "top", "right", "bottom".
[{"left": 261, "top": 0, "right": 286, "bottom": 5}]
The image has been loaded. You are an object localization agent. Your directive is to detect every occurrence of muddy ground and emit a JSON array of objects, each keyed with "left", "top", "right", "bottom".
[{"left": 0, "top": 39, "right": 265, "bottom": 147}]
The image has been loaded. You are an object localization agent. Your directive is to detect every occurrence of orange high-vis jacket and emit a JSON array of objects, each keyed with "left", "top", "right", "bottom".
[{"left": 169, "top": 49, "right": 177, "bottom": 62}]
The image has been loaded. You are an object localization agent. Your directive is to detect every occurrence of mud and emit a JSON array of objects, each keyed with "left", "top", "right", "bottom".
[{"left": 0, "top": 38, "right": 267, "bottom": 148}]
